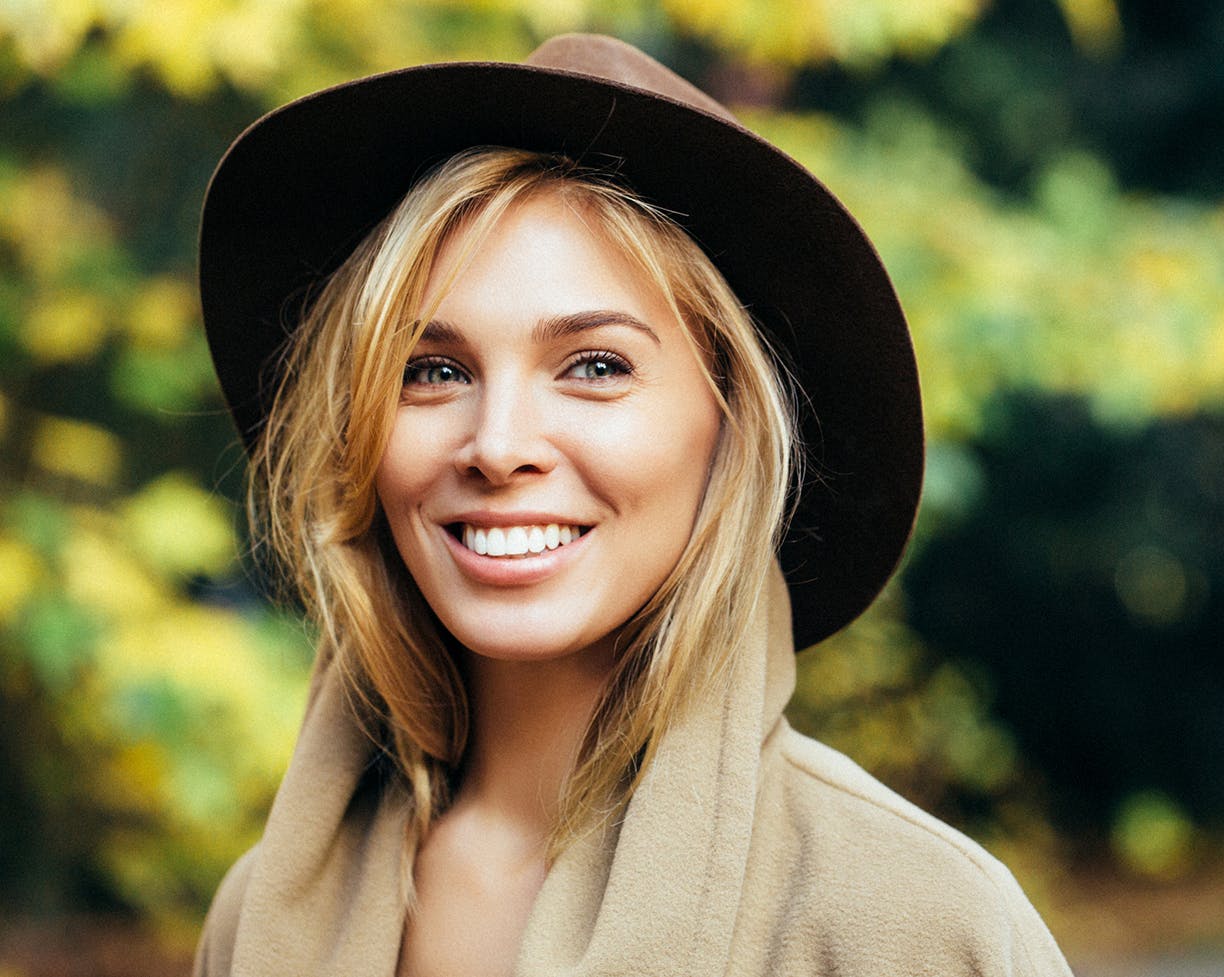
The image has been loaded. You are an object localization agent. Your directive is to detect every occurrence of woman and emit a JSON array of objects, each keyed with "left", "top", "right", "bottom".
[{"left": 195, "top": 35, "right": 1072, "bottom": 977}]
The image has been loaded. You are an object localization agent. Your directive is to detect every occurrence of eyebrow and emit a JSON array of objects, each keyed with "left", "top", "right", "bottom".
[
  {"left": 534, "top": 310, "right": 661, "bottom": 346},
  {"left": 417, "top": 310, "right": 661, "bottom": 346}
]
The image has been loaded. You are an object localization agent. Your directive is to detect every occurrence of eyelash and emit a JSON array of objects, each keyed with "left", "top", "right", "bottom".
[
  {"left": 402, "top": 350, "right": 634, "bottom": 386},
  {"left": 402, "top": 356, "right": 469, "bottom": 386},
  {"left": 562, "top": 350, "right": 634, "bottom": 381}
]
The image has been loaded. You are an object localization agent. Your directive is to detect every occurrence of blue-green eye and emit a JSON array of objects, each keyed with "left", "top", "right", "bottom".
[
  {"left": 582, "top": 360, "right": 617, "bottom": 379},
  {"left": 564, "top": 352, "right": 632, "bottom": 381},
  {"left": 404, "top": 358, "right": 469, "bottom": 386}
]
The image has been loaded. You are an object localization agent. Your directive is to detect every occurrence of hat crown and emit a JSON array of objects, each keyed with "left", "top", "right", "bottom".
[{"left": 525, "top": 34, "right": 737, "bottom": 124}]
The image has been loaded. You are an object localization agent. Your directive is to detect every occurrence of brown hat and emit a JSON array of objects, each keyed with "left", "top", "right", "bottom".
[{"left": 199, "top": 33, "right": 924, "bottom": 650}]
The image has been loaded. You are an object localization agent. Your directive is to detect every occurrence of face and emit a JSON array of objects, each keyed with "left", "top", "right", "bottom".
[{"left": 374, "top": 192, "right": 722, "bottom": 666}]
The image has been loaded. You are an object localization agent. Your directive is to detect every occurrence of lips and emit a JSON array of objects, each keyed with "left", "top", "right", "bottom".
[{"left": 457, "top": 522, "right": 586, "bottom": 558}]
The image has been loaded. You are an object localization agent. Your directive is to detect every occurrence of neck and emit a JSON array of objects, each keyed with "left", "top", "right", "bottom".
[{"left": 454, "top": 642, "right": 615, "bottom": 840}]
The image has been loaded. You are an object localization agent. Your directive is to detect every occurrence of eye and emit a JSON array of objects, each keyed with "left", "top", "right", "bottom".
[
  {"left": 404, "top": 357, "right": 470, "bottom": 386},
  {"left": 563, "top": 351, "right": 633, "bottom": 381}
]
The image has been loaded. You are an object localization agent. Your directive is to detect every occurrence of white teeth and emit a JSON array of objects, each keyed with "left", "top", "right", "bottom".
[
  {"left": 505, "top": 526, "right": 529, "bottom": 555},
  {"left": 458, "top": 522, "right": 583, "bottom": 558}
]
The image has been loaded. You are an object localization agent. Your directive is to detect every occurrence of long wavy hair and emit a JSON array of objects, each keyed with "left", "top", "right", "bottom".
[{"left": 250, "top": 146, "right": 797, "bottom": 862}]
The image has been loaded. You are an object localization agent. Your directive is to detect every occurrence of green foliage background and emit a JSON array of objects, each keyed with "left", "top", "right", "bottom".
[{"left": 1, "top": 0, "right": 1221, "bottom": 956}]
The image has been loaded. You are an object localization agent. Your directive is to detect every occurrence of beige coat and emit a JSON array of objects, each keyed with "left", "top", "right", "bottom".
[{"left": 195, "top": 565, "right": 1072, "bottom": 975}]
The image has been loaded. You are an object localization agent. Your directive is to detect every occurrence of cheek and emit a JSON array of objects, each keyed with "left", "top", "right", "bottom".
[
  {"left": 374, "top": 418, "right": 444, "bottom": 544},
  {"left": 604, "top": 390, "right": 722, "bottom": 529},
  {"left": 374, "top": 430, "right": 412, "bottom": 513},
  {"left": 377, "top": 410, "right": 457, "bottom": 489}
]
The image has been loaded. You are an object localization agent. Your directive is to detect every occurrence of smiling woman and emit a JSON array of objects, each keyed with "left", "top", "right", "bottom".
[
  {"left": 194, "top": 34, "right": 1071, "bottom": 977},
  {"left": 378, "top": 189, "right": 724, "bottom": 662}
]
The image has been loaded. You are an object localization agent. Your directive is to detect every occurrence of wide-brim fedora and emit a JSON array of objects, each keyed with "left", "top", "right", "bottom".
[{"left": 199, "top": 33, "right": 924, "bottom": 650}]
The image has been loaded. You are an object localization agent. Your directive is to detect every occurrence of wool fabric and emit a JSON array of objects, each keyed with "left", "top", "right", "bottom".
[{"left": 194, "top": 563, "right": 1072, "bottom": 976}]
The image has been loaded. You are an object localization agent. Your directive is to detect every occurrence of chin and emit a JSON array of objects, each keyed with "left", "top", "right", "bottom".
[{"left": 442, "top": 616, "right": 617, "bottom": 666}]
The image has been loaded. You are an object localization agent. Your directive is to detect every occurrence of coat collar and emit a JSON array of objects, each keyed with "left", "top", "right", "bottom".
[
  {"left": 224, "top": 562, "right": 795, "bottom": 976},
  {"left": 515, "top": 562, "right": 795, "bottom": 976}
]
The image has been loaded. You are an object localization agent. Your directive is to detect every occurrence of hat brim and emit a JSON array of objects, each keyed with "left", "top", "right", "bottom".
[{"left": 199, "top": 60, "right": 923, "bottom": 650}]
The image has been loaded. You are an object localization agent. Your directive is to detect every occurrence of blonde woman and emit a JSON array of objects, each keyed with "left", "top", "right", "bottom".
[{"left": 195, "top": 35, "right": 1071, "bottom": 977}]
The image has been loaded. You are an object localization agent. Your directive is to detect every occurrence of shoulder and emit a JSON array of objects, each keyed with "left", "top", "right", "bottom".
[
  {"left": 770, "top": 726, "right": 1015, "bottom": 891},
  {"left": 193, "top": 845, "right": 259, "bottom": 977},
  {"left": 746, "top": 722, "right": 1072, "bottom": 975}
]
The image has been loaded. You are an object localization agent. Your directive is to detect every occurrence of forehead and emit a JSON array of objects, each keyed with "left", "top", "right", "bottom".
[{"left": 422, "top": 191, "right": 678, "bottom": 328}]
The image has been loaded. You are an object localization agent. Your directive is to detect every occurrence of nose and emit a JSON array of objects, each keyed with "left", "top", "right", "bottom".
[{"left": 454, "top": 378, "right": 559, "bottom": 484}]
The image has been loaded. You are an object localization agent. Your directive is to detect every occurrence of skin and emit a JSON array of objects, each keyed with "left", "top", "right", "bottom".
[{"left": 376, "top": 191, "right": 722, "bottom": 977}]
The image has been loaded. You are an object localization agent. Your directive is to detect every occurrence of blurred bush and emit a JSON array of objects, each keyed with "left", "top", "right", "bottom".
[
  {"left": 1, "top": 0, "right": 1221, "bottom": 949},
  {"left": 904, "top": 397, "right": 1224, "bottom": 845}
]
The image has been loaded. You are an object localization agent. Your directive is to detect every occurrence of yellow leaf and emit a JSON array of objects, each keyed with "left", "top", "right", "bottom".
[
  {"left": 120, "top": 472, "right": 237, "bottom": 578},
  {"left": 21, "top": 290, "right": 110, "bottom": 363},
  {"left": 0, "top": 167, "right": 115, "bottom": 279},
  {"left": 109, "top": 739, "right": 170, "bottom": 808},
  {"left": 0, "top": 535, "right": 46, "bottom": 624},
  {"left": 96, "top": 603, "right": 308, "bottom": 783},
  {"left": 110, "top": 0, "right": 310, "bottom": 97},
  {"left": 62, "top": 520, "right": 169, "bottom": 618},
  {"left": 30, "top": 416, "right": 124, "bottom": 487},
  {"left": 0, "top": 0, "right": 105, "bottom": 73},
  {"left": 663, "top": 0, "right": 983, "bottom": 67},
  {"left": 123, "top": 275, "right": 198, "bottom": 349},
  {"left": 1112, "top": 791, "right": 1197, "bottom": 880},
  {"left": 1055, "top": 0, "right": 1122, "bottom": 56}
]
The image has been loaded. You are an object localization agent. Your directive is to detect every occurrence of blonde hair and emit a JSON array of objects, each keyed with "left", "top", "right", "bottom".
[{"left": 251, "top": 147, "right": 797, "bottom": 860}]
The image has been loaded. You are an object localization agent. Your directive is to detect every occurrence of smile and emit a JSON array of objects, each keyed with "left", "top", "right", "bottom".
[{"left": 456, "top": 523, "right": 586, "bottom": 558}]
